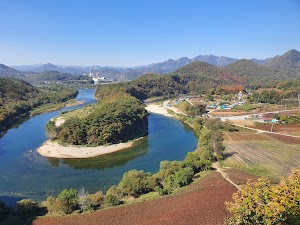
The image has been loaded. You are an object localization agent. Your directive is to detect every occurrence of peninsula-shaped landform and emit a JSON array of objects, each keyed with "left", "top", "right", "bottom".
[{"left": 38, "top": 92, "right": 149, "bottom": 158}]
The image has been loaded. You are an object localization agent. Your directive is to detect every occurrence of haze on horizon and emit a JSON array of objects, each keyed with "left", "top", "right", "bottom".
[{"left": 0, "top": 0, "right": 299, "bottom": 67}]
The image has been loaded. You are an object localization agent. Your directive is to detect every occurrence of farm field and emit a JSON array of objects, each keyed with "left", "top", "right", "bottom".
[
  {"left": 248, "top": 124, "right": 300, "bottom": 137},
  {"left": 222, "top": 131, "right": 300, "bottom": 181},
  {"left": 33, "top": 172, "right": 237, "bottom": 225},
  {"left": 210, "top": 110, "right": 250, "bottom": 117}
]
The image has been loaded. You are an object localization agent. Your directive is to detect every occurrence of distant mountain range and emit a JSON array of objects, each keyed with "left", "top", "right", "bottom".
[
  {"left": 0, "top": 64, "right": 23, "bottom": 77},
  {"left": 1, "top": 49, "right": 299, "bottom": 81}
]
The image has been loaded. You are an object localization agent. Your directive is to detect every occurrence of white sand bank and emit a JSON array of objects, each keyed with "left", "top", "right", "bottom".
[{"left": 37, "top": 139, "right": 139, "bottom": 159}]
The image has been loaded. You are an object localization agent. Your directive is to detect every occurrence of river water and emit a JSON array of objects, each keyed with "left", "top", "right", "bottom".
[{"left": 0, "top": 89, "right": 197, "bottom": 204}]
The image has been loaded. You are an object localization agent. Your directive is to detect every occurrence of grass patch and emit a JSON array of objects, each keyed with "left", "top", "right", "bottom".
[
  {"left": 235, "top": 126, "right": 257, "bottom": 133},
  {"left": 30, "top": 99, "right": 84, "bottom": 116},
  {"left": 233, "top": 104, "right": 258, "bottom": 111},
  {"left": 30, "top": 102, "right": 65, "bottom": 116}
]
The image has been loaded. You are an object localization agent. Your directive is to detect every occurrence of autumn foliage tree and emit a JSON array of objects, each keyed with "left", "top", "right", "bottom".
[{"left": 226, "top": 167, "right": 300, "bottom": 225}]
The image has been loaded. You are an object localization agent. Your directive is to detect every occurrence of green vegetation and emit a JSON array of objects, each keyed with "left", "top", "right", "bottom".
[
  {"left": 222, "top": 59, "right": 297, "bottom": 87},
  {"left": 119, "top": 170, "right": 157, "bottom": 197},
  {"left": 95, "top": 62, "right": 243, "bottom": 102},
  {"left": 274, "top": 78, "right": 300, "bottom": 92},
  {"left": 47, "top": 92, "right": 149, "bottom": 146},
  {"left": 248, "top": 89, "right": 296, "bottom": 104},
  {"left": 233, "top": 104, "right": 258, "bottom": 111},
  {"left": 0, "top": 78, "right": 78, "bottom": 134},
  {"left": 19, "top": 71, "right": 94, "bottom": 88},
  {"left": 0, "top": 199, "right": 45, "bottom": 225},
  {"left": 176, "top": 100, "right": 207, "bottom": 116},
  {"left": 15, "top": 199, "right": 40, "bottom": 218},
  {"left": 226, "top": 167, "right": 300, "bottom": 225},
  {"left": 56, "top": 188, "right": 78, "bottom": 214},
  {"left": 275, "top": 113, "right": 300, "bottom": 124},
  {"left": 0, "top": 64, "right": 23, "bottom": 77}
]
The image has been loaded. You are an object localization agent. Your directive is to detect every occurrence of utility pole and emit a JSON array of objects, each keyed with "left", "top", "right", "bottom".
[{"left": 298, "top": 93, "right": 300, "bottom": 109}]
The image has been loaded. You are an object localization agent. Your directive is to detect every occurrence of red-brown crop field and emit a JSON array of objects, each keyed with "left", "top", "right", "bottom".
[
  {"left": 33, "top": 173, "right": 237, "bottom": 225},
  {"left": 249, "top": 124, "right": 300, "bottom": 138}
]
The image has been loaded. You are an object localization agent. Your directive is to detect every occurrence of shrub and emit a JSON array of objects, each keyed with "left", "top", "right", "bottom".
[
  {"left": 106, "top": 185, "right": 123, "bottom": 198},
  {"left": 104, "top": 194, "right": 123, "bottom": 207},
  {"left": 183, "top": 152, "right": 205, "bottom": 172},
  {"left": 103, "top": 185, "right": 123, "bottom": 207},
  {"left": 156, "top": 160, "right": 184, "bottom": 182},
  {"left": 118, "top": 170, "right": 156, "bottom": 197},
  {"left": 45, "top": 196, "right": 57, "bottom": 213},
  {"left": 167, "top": 167, "right": 194, "bottom": 189},
  {"left": 88, "top": 191, "right": 105, "bottom": 210},
  {"left": 226, "top": 167, "right": 300, "bottom": 224},
  {"left": 56, "top": 188, "right": 78, "bottom": 214},
  {"left": 15, "top": 199, "right": 39, "bottom": 217}
]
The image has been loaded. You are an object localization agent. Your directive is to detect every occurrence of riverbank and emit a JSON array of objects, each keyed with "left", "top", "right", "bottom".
[
  {"left": 30, "top": 99, "right": 85, "bottom": 116},
  {"left": 37, "top": 138, "right": 141, "bottom": 158},
  {"left": 145, "top": 103, "right": 172, "bottom": 117}
]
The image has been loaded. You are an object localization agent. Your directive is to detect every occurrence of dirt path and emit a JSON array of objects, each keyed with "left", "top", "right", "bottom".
[
  {"left": 212, "top": 162, "right": 241, "bottom": 190},
  {"left": 232, "top": 123, "right": 300, "bottom": 139}
]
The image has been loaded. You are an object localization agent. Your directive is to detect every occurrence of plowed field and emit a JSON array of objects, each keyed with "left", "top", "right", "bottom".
[
  {"left": 223, "top": 132, "right": 300, "bottom": 179},
  {"left": 33, "top": 173, "right": 236, "bottom": 225},
  {"left": 249, "top": 124, "right": 300, "bottom": 137}
]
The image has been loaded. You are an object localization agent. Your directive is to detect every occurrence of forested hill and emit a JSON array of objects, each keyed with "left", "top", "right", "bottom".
[
  {"left": 222, "top": 59, "right": 298, "bottom": 85},
  {"left": 0, "top": 78, "right": 78, "bottom": 134},
  {"left": 170, "top": 61, "right": 242, "bottom": 86},
  {"left": 96, "top": 62, "right": 243, "bottom": 101},
  {"left": 0, "top": 78, "right": 40, "bottom": 103},
  {"left": 264, "top": 49, "right": 300, "bottom": 73},
  {"left": 47, "top": 93, "right": 149, "bottom": 146},
  {"left": 0, "top": 64, "right": 23, "bottom": 77}
]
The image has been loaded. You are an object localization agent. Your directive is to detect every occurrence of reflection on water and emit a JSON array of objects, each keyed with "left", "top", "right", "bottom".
[
  {"left": 0, "top": 89, "right": 198, "bottom": 202},
  {"left": 62, "top": 138, "right": 148, "bottom": 170}
]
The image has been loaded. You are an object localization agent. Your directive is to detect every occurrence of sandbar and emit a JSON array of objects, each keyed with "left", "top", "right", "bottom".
[
  {"left": 145, "top": 103, "right": 173, "bottom": 117},
  {"left": 37, "top": 139, "right": 140, "bottom": 159}
]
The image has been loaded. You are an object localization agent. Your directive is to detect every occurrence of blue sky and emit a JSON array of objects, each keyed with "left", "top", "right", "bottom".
[{"left": 0, "top": 0, "right": 299, "bottom": 67}]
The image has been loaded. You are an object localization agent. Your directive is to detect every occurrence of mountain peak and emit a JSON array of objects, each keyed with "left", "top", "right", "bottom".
[
  {"left": 265, "top": 49, "right": 300, "bottom": 73},
  {"left": 283, "top": 49, "right": 300, "bottom": 59}
]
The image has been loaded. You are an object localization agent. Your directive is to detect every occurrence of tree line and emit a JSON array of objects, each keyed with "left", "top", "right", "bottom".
[{"left": 0, "top": 78, "right": 78, "bottom": 134}]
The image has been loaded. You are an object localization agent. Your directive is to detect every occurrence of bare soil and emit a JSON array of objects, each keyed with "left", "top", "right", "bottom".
[
  {"left": 225, "top": 168, "right": 259, "bottom": 185},
  {"left": 33, "top": 173, "right": 237, "bottom": 225}
]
